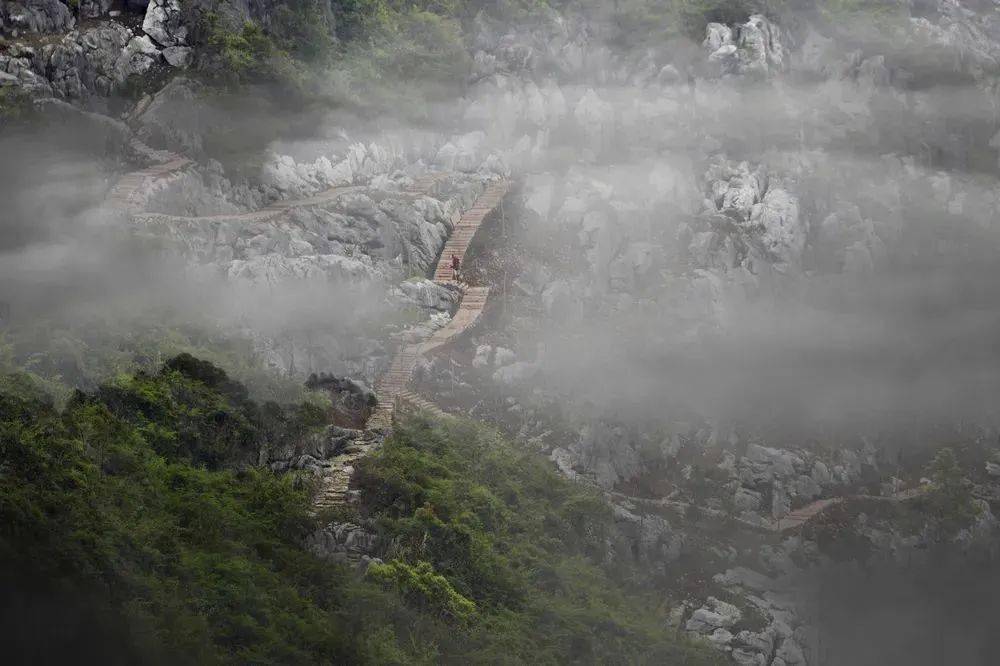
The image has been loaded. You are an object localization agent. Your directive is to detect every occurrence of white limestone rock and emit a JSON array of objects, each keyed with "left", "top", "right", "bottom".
[
  {"left": 143, "top": 0, "right": 187, "bottom": 47},
  {"left": 714, "top": 567, "right": 774, "bottom": 593},
  {"left": 735, "top": 486, "right": 763, "bottom": 512},
  {"left": 493, "top": 346, "right": 515, "bottom": 367},
  {"left": 736, "top": 15, "right": 787, "bottom": 76},
  {"left": 394, "top": 279, "right": 459, "bottom": 312},
  {"left": 2, "top": 0, "right": 74, "bottom": 36},
  {"left": 750, "top": 187, "right": 804, "bottom": 268},
  {"left": 116, "top": 35, "right": 161, "bottom": 80},
  {"left": 685, "top": 597, "right": 742, "bottom": 633},
  {"left": 703, "top": 23, "right": 733, "bottom": 52},
  {"left": 162, "top": 45, "right": 192, "bottom": 68},
  {"left": 473, "top": 345, "right": 493, "bottom": 369}
]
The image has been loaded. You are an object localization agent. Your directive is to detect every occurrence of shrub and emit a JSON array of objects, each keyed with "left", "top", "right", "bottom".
[{"left": 368, "top": 560, "right": 477, "bottom": 621}]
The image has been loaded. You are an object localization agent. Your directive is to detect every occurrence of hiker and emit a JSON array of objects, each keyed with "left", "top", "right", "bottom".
[{"left": 451, "top": 254, "right": 462, "bottom": 283}]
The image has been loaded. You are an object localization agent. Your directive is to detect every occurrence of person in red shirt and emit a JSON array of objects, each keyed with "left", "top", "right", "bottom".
[{"left": 451, "top": 254, "right": 461, "bottom": 283}]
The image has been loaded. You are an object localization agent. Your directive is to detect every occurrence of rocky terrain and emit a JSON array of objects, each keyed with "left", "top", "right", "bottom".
[{"left": 4, "top": 0, "right": 1000, "bottom": 663}]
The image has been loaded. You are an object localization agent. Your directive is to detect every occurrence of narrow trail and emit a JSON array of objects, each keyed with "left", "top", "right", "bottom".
[
  {"left": 131, "top": 185, "right": 362, "bottom": 227},
  {"left": 314, "top": 180, "right": 510, "bottom": 510},
  {"left": 609, "top": 484, "right": 930, "bottom": 535},
  {"left": 107, "top": 154, "right": 924, "bottom": 530},
  {"left": 105, "top": 149, "right": 508, "bottom": 511},
  {"left": 106, "top": 151, "right": 193, "bottom": 212}
]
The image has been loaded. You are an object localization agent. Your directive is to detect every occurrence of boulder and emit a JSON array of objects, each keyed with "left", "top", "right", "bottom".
[
  {"left": 750, "top": 187, "right": 804, "bottom": 267},
  {"left": 79, "top": 0, "right": 112, "bottom": 18},
  {"left": 735, "top": 15, "right": 786, "bottom": 76},
  {"left": 493, "top": 346, "right": 515, "bottom": 367},
  {"left": 735, "top": 486, "right": 763, "bottom": 512},
  {"left": 811, "top": 460, "right": 832, "bottom": 487},
  {"left": 735, "top": 629, "right": 775, "bottom": 659},
  {"left": 142, "top": 0, "right": 187, "bottom": 47},
  {"left": 305, "top": 522, "right": 379, "bottom": 561},
  {"left": 703, "top": 23, "right": 733, "bottom": 52},
  {"left": 1, "top": 0, "right": 74, "bottom": 36},
  {"left": 394, "top": 278, "right": 459, "bottom": 312},
  {"left": 435, "top": 131, "right": 487, "bottom": 172},
  {"left": 714, "top": 567, "right": 774, "bottom": 593},
  {"left": 472, "top": 344, "right": 492, "bottom": 369},
  {"left": 162, "top": 45, "right": 192, "bottom": 68},
  {"left": 732, "top": 649, "right": 768, "bottom": 666},
  {"left": 115, "top": 35, "right": 161, "bottom": 80},
  {"left": 78, "top": 23, "right": 132, "bottom": 94},
  {"left": 685, "top": 597, "right": 742, "bottom": 633},
  {"left": 135, "top": 77, "right": 209, "bottom": 155}
]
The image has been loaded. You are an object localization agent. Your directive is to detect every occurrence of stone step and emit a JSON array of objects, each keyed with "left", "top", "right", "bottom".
[{"left": 314, "top": 178, "right": 508, "bottom": 512}]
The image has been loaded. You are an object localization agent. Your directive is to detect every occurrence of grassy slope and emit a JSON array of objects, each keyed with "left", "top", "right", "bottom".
[
  {"left": 0, "top": 357, "right": 722, "bottom": 664},
  {"left": 355, "top": 415, "right": 724, "bottom": 664}
]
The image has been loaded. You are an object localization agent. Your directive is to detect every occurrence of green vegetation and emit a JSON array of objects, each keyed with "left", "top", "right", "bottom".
[
  {"left": 0, "top": 318, "right": 329, "bottom": 407},
  {"left": 183, "top": 0, "right": 907, "bottom": 116},
  {"left": 0, "top": 86, "right": 33, "bottom": 121},
  {"left": 0, "top": 357, "right": 722, "bottom": 664},
  {"left": 354, "top": 415, "right": 724, "bottom": 664},
  {"left": 0, "top": 357, "right": 349, "bottom": 663},
  {"left": 923, "top": 447, "right": 980, "bottom": 540}
]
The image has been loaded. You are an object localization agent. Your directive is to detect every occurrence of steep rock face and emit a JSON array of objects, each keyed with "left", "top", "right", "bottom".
[
  {"left": 142, "top": 0, "right": 186, "bottom": 48},
  {"left": 0, "top": 0, "right": 74, "bottom": 37},
  {"left": 703, "top": 15, "right": 787, "bottom": 77},
  {"left": 305, "top": 522, "right": 381, "bottom": 570},
  {"left": 133, "top": 77, "right": 211, "bottom": 155},
  {"left": 117, "top": 34, "right": 161, "bottom": 78},
  {"left": 1, "top": 20, "right": 182, "bottom": 102}
]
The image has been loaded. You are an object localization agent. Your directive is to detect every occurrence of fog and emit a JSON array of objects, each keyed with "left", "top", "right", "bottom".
[
  {"left": 0, "top": 130, "right": 389, "bottom": 394},
  {"left": 2, "top": 2, "right": 1000, "bottom": 663}
]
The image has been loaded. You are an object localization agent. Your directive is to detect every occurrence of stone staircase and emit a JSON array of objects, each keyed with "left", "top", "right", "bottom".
[
  {"left": 397, "top": 389, "right": 451, "bottom": 419},
  {"left": 313, "top": 177, "right": 509, "bottom": 509},
  {"left": 105, "top": 152, "right": 193, "bottom": 212},
  {"left": 434, "top": 181, "right": 509, "bottom": 283},
  {"left": 313, "top": 434, "right": 380, "bottom": 511},
  {"left": 421, "top": 286, "right": 491, "bottom": 354},
  {"left": 100, "top": 144, "right": 508, "bottom": 513},
  {"left": 367, "top": 344, "right": 425, "bottom": 431}
]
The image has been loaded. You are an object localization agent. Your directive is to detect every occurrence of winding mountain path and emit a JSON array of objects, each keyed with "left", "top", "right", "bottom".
[
  {"left": 106, "top": 150, "right": 193, "bottom": 212},
  {"left": 108, "top": 154, "right": 922, "bottom": 528},
  {"left": 609, "top": 484, "right": 930, "bottom": 535},
  {"left": 314, "top": 180, "right": 509, "bottom": 509},
  {"left": 105, "top": 149, "right": 508, "bottom": 511}
]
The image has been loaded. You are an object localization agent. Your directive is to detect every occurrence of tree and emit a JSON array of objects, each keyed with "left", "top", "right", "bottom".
[{"left": 925, "top": 447, "right": 979, "bottom": 541}]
